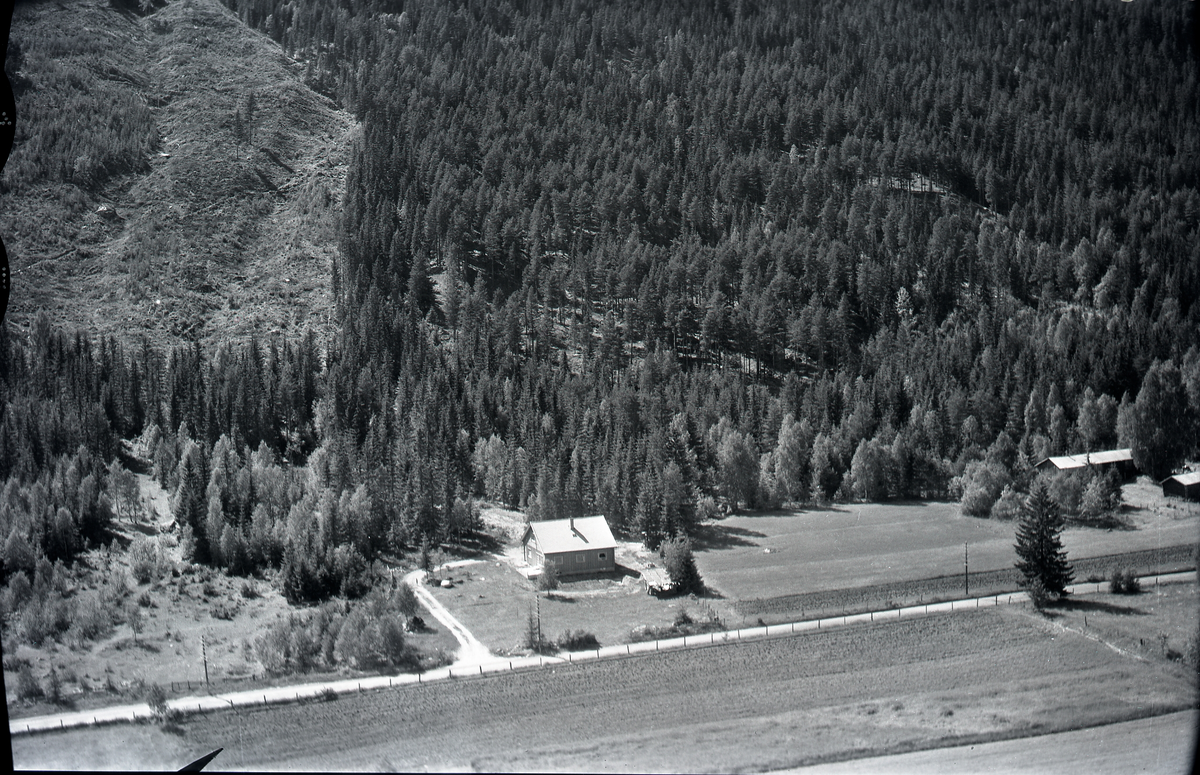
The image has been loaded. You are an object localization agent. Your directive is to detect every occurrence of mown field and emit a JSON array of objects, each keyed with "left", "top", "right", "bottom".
[
  {"left": 696, "top": 487, "right": 1198, "bottom": 614},
  {"left": 14, "top": 584, "right": 1197, "bottom": 772}
]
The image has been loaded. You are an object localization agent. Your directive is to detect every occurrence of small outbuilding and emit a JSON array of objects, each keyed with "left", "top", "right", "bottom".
[
  {"left": 1161, "top": 471, "right": 1200, "bottom": 501},
  {"left": 1034, "top": 448, "right": 1136, "bottom": 480},
  {"left": 521, "top": 515, "right": 617, "bottom": 577}
]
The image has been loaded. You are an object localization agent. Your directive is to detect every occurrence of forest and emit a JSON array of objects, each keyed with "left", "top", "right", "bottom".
[{"left": 1, "top": 0, "right": 1199, "bottom": 611}]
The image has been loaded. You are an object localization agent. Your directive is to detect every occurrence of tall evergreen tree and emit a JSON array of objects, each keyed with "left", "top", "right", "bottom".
[{"left": 1014, "top": 481, "right": 1074, "bottom": 606}]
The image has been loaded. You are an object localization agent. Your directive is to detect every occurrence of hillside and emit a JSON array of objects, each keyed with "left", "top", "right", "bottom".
[{"left": 0, "top": 0, "right": 352, "bottom": 346}]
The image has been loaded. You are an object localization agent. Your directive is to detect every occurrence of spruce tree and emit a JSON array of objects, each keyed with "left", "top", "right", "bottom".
[{"left": 1014, "top": 481, "right": 1074, "bottom": 605}]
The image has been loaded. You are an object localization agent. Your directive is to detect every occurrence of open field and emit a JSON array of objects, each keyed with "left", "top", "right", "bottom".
[
  {"left": 797, "top": 710, "right": 1198, "bottom": 775},
  {"left": 696, "top": 483, "right": 1198, "bottom": 613},
  {"left": 14, "top": 586, "right": 1196, "bottom": 772}
]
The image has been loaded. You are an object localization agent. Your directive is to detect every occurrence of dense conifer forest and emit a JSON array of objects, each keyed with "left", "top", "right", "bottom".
[{"left": 2, "top": 0, "right": 1198, "bottom": 604}]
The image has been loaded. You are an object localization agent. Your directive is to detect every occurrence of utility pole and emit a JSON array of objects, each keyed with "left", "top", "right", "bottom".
[
  {"left": 964, "top": 543, "right": 969, "bottom": 597},
  {"left": 536, "top": 593, "right": 542, "bottom": 649},
  {"left": 202, "top": 636, "right": 209, "bottom": 686}
]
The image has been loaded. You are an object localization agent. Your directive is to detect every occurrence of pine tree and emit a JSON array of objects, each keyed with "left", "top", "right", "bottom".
[{"left": 1014, "top": 481, "right": 1074, "bottom": 605}]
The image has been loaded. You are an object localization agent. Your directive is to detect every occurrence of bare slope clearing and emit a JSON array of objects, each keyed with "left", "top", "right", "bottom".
[
  {"left": 2, "top": 0, "right": 351, "bottom": 345},
  {"left": 13, "top": 592, "right": 1196, "bottom": 772}
]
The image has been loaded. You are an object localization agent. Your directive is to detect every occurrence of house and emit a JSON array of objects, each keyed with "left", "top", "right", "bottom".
[
  {"left": 1034, "top": 448, "right": 1136, "bottom": 479},
  {"left": 1161, "top": 471, "right": 1200, "bottom": 501},
  {"left": 521, "top": 515, "right": 616, "bottom": 577}
]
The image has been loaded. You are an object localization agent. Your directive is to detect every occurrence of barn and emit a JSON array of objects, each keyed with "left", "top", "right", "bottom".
[
  {"left": 521, "top": 515, "right": 617, "bottom": 577},
  {"left": 1034, "top": 448, "right": 1136, "bottom": 479},
  {"left": 1161, "top": 472, "right": 1200, "bottom": 501}
]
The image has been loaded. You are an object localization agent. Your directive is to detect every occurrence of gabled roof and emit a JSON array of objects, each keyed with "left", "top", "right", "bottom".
[
  {"left": 1162, "top": 471, "right": 1200, "bottom": 487},
  {"left": 1036, "top": 448, "right": 1133, "bottom": 471},
  {"left": 522, "top": 515, "right": 616, "bottom": 555}
]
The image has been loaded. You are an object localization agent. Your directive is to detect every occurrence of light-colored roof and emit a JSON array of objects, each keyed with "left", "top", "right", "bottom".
[
  {"left": 1163, "top": 471, "right": 1200, "bottom": 486},
  {"left": 1037, "top": 448, "right": 1133, "bottom": 470},
  {"left": 523, "top": 515, "right": 616, "bottom": 555}
]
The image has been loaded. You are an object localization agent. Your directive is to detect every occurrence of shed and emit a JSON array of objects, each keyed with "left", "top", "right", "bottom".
[
  {"left": 521, "top": 515, "right": 617, "bottom": 577},
  {"left": 1034, "top": 448, "right": 1136, "bottom": 479},
  {"left": 1161, "top": 471, "right": 1200, "bottom": 501}
]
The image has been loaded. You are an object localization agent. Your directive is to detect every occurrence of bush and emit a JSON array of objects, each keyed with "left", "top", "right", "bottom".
[
  {"left": 1109, "top": 568, "right": 1141, "bottom": 594},
  {"left": 954, "top": 460, "right": 1010, "bottom": 517},
  {"left": 661, "top": 536, "right": 703, "bottom": 595},
  {"left": 240, "top": 581, "right": 260, "bottom": 599},
  {"left": 16, "top": 665, "right": 43, "bottom": 700},
  {"left": 537, "top": 561, "right": 560, "bottom": 592},
  {"left": 211, "top": 600, "right": 238, "bottom": 620},
  {"left": 129, "top": 537, "right": 163, "bottom": 585},
  {"left": 1025, "top": 576, "right": 1050, "bottom": 610},
  {"left": 145, "top": 683, "right": 168, "bottom": 717},
  {"left": 990, "top": 485, "right": 1024, "bottom": 520},
  {"left": 557, "top": 630, "right": 600, "bottom": 651}
]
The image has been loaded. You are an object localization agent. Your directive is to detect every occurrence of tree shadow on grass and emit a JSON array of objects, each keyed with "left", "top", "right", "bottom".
[
  {"left": 689, "top": 522, "right": 765, "bottom": 551},
  {"left": 1067, "top": 513, "right": 1137, "bottom": 531},
  {"left": 443, "top": 529, "right": 505, "bottom": 558},
  {"left": 1045, "top": 597, "right": 1148, "bottom": 617}
]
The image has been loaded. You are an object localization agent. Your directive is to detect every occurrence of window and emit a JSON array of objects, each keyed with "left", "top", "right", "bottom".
[
  {"left": 598, "top": 552, "right": 607, "bottom": 560},
  {"left": 576, "top": 554, "right": 585, "bottom": 563}
]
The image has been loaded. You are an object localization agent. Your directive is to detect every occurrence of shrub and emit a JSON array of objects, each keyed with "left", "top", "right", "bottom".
[
  {"left": 240, "top": 581, "right": 260, "bottom": 599},
  {"left": 1109, "top": 568, "right": 1141, "bottom": 594},
  {"left": 954, "top": 460, "right": 1010, "bottom": 517},
  {"left": 16, "top": 665, "right": 43, "bottom": 700},
  {"left": 46, "top": 666, "right": 62, "bottom": 704},
  {"left": 661, "top": 536, "right": 703, "bottom": 595},
  {"left": 1025, "top": 576, "right": 1051, "bottom": 610},
  {"left": 129, "top": 537, "right": 163, "bottom": 585},
  {"left": 673, "top": 608, "right": 694, "bottom": 627},
  {"left": 138, "top": 590, "right": 153, "bottom": 608},
  {"left": 145, "top": 683, "right": 169, "bottom": 717},
  {"left": 211, "top": 600, "right": 238, "bottom": 620},
  {"left": 557, "top": 630, "right": 600, "bottom": 651},
  {"left": 537, "top": 561, "right": 560, "bottom": 592},
  {"left": 990, "top": 485, "right": 1024, "bottom": 521},
  {"left": 322, "top": 686, "right": 338, "bottom": 702}
]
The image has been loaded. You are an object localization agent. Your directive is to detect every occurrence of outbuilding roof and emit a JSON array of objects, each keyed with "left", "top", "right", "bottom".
[
  {"left": 522, "top": 515, "right": 616, "bottom": 555},
  {"left": 1036, "top": 448, "right": 1133, "bottom": 471},
  {"left": 1162, "top": 471, "right": 1200, "bottom": 487}
]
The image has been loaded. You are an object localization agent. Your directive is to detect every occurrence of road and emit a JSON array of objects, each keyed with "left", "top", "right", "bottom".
[{"left": 791, "top": 710, "right": 1199, "bottom": 775}]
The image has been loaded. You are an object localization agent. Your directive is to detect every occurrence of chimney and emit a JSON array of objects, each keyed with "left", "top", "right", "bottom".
[{"left": 569, "top": 517, "right": 574, "bottom": 530}]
